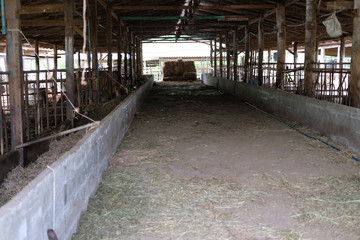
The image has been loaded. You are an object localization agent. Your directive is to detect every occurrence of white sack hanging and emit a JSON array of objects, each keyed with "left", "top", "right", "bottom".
[{"left": 322, "top": 13, "right": 342, "bottom": 38}]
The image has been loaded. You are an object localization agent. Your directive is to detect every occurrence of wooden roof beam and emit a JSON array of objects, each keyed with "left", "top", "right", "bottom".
[
  {"left": 96, "top": 0, "right": 123, "bottom": 25},
  {"left": 22, "top": 19, "right": 83, "bottom": 26},
  {"left": 21, "top": 3, "right": 64, "bottom": 14},
  {"left": 113, "top": 5, "right": 275, "bottom": 11}
]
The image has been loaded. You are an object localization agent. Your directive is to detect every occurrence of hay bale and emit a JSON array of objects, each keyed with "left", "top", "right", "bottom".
[
  {"left": 163, "top": 76, "right": 178, "bottom": 81},
  {"left": 183, "top": 61, "right": 196, "bottom": 73},
  {"left": 183, "top": 72, "right": 197, "bottom": 81},
  {"left": 163, "top": 62, "right": 178, "bottom": 77}
]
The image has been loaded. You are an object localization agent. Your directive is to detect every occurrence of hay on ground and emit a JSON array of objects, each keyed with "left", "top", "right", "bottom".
[{"left": 183, "top": 72, "right": 197, "bottom": 81}]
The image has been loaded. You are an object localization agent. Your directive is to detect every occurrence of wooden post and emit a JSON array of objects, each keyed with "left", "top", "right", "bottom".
[
  {"left": 214, "top": 38, "right": 217, "bottom": 76},
  {"left": 257, "top": 17, "right": 264, "bottom": 86},
  {"left": 76, "top": 51, "right": 81, "bottom": 108},
  {"left": 350, "top": 0, "right": 360, "bottom": 107},
  {"left": 338, "top": 36, "right": 345, "bottom": 88},
  {"left": 267, "top": 49, "right": 271, "bottom": 85},
  {"left": 293, "top": 42, "right": 298, "bottom": 84},
  {"left": 244, "top": 23, "right": 250, "bottom": 83},
  {"left": 233, "top": 29, "right": 238, "bottom": 81},
  {"left": 107, "top": 6, "right": 113, "bottom": 98},
  {"left": 226, "top": 32, "right": 231, "bottom": 79},
  {"left": 90, "top": 0, "right": 99, "bottom": 103},
  {"left": 219, "top": 35, "right": 223, "bottom": 77},
  {"left": 53, "top": 44, "right": 58, "bottom": 127},
  {"left": 5, "top": 0, "right": 24, "bottom": 162},
  {"left": 210, "top": 40, "right": 213, "bottom": 75},
  {"left": 65, "top": 0, "right": 74, "bottom": 125},
  {"left": 124, "top": 28, "right": 128, "bottom": 79},
  {"left": 275, "top": 3, "right": 286, "bottom": 89},
  {"left": 35, "top": 40, "right": 41, "bottom": 135},
  {"left": 133, "top": 34, "right": 136, "bottom": 80},
  {"left": 128, "top": 32, "right": 133, "bottom": 82},
  {"left": 139, "top": 40, "right": 143, "bottom": 76},
  {"left": 117, "top": 23, "right": 122, "bottom": 83},
  {"left": 304, "top": 0, "right": 317, "bottom": 97}
]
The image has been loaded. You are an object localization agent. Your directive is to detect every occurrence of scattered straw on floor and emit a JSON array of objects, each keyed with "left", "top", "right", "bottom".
[
  {"left": 73, "top": 160, "right": 305, "bottom": 240},
  {"left": 293, "top": 175, "right": 360, "bottom": 230},
  {"left": 0, "top": 130, "right": 86, "bottom": 206}
]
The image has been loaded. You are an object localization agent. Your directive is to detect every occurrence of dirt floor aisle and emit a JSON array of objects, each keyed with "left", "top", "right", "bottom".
[{"left": 74, "top": 81, "right": 360, "bottom": 240}]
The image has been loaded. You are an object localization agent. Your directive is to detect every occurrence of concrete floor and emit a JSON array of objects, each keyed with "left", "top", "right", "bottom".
[{"left": 74, "top": 81, "right": 360, "bottom": 240}]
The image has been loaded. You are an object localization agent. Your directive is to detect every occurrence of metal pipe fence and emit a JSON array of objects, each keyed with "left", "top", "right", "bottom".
[
  {"left": 238, "top": 62, "right": 350, "bottom": 105},
  {"left": 0, "top": 67, "right": 123, "bottom": 154}
]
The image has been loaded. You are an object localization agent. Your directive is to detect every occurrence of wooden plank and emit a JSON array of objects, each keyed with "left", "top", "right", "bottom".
[
  {"left": 65, "top": 0, "right": 75, "bottom": 124},
  {"left": 5, "top": 0, "right": 24, "bottom": 165},
  {"left": 22, "top": 19, "right": 82, "bottom": 26},
  {"left": 275, "top": 3, "right": 286, "bottom": 89},
  {"left": 304, "top": 0, "right": 317, "bottom": 97},
  {"left": 326, "top": 1, "right": 353, "bottom": 10},
  {"left": 113, "top": 5, "right": 275, "bottom": 10},
  {"left": 257, "top": 17, "right": 264, "bottom": 86},
  {"left": 21, "top": 3, "right": 64, "bottom": 15},
  {"left": 350, "top": 0, "right": 360, "bottom": 107}
]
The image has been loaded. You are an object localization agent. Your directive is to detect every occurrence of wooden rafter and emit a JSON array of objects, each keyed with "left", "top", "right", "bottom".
[{"left": 113, "top": 4, "right": 275, "bottom": 11}]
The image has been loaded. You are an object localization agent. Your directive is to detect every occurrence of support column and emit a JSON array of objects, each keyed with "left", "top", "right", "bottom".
[
  {"left": 219, "top": 35, "right": 223, "bottom": 78},
  {"left": 257, "top": 17, "right": 264, "bottom": 86},
  {"left": 117, "top": 23, "right": 122, "bottom": 83},
  {"left": 5, "top": 0, "right": 24, "bottom": 160},
  {"left": 90, "top": 0, "right": 99, "bottom": 103},
  {"left": 128, "top": 31, "right": 133, "bottom": 83},
  {"left": 233, "top": 29, "right": 238, "bottom": 81},
  {"left": 244, "top": 24, "right": 250, "bottom": 83},
  {"left": 226, "top": 32, "right": 231, "bottom": 79},
  {"left": 304, "top": 0, "right": 317, "bottom": 97},
  {"left": 267, "top": 49, "right": 271, "bottom": 84},
  {"left": 293, "top": 42, "right": 298, "bottom": 84},
  {"left": 139, "top": 40, "right": 143, "bottom": 76},
  {"left": 35, "top": 40, "right": 41, "bottom": 134},
  {"left": 65, "top": 0, "right": 74, "bottom": 125},
  {"left": 106, "top": 6, "right": 113, "bottom": 98},
  {"left": 350, "top": 0, "right": 360, "bottom": 107},
  {"left": 124, "top": 28, "right": 128, "bottom": 79},
  {"left": 210, "top": 40, "right": 213, "bottom": 75},
  {"left": 339, "top": 36, "right": 345, "bottom": 87},
  {"left": 214, "top": 38, "right": 217, "bottom": 76},
  {"left": 53, "top": 44, "right": 58, "bottom": 127},
  {"left": 275, "top": 3, "right": 286, "bottom": 89}
]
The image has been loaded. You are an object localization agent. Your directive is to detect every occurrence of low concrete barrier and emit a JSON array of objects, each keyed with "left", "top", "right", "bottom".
[
  {"left": 202, "top": 73, "right": 360, "bottom": 155},
  {"left": 0, "top": 76, "right": 154, "bottom": 240}
]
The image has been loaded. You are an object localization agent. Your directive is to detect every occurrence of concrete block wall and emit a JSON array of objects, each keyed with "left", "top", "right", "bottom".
[
  {"left": 202, "top": 73, "right": 360, "bottom": 156},
  {"left": 0, "top": 76, "right": 154, "bottom": 240}
]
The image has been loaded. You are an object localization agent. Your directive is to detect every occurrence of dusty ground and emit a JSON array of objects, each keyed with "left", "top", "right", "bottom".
[{"left": 74, "top": 81, "right": 360, "bottom": 240}]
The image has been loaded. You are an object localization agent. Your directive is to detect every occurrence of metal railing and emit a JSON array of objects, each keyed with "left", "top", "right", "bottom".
[
  {"left": 237, "top": 62, "right": 350, "bottom": 105},
  {"left": 0, "top": 67, "right": 124, "bottom": 154}
]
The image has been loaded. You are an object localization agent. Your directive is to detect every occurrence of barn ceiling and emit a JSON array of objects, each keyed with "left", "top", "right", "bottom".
[{"left": 1, "top": 0, "right": 355, "bottom": 51}]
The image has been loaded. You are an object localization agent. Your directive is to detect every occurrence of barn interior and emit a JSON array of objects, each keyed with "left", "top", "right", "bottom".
[{"left": 0, "top": 0, "right": 360, "bottom": 239}]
